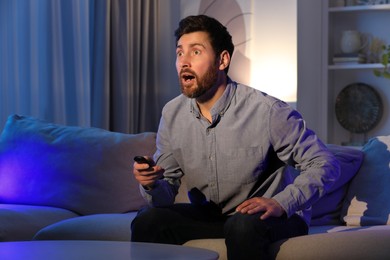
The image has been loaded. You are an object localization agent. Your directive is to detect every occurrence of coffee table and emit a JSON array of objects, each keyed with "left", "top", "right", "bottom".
[{"left": 0, "top": 240, "right": 219, "bottom": 259}]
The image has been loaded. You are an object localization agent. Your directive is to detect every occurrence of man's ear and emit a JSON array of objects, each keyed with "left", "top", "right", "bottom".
[{"left": 218, "top": 50, "right": 231, "bottom": 71}]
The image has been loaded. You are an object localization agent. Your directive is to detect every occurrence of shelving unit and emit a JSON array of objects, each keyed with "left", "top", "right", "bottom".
[
  {"left": 323, "top": 1, "right": 390, "bottom": 145},
  {"left": 297, "top": 1, "right": 390, "bottom": 145}
]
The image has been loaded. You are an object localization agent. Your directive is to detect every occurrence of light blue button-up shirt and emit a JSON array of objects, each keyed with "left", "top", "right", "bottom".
[{"left": 143, "top": 79, "right": 340, "bottom": 225}]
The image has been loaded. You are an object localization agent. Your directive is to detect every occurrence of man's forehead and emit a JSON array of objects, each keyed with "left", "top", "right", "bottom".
[{"left": 177, "top": 31, "right": 211, "bottom": 48}]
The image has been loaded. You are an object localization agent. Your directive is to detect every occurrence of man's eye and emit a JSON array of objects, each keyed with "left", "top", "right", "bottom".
[
  {"left": 177, "top": 51, "right": 183, "bottom": 57},
  {"left": 193, "top": 50, "right": 201, "bottom": 55}
]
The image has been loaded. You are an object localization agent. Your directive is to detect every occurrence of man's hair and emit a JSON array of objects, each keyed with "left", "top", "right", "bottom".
[{"left": 174, "top": 15, "right": 234, "bottom": 74}]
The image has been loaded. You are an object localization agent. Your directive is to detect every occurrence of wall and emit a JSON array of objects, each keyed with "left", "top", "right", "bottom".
[
  {"left": 251, "top": 0, "right": 297, "bottom": 103},
  {"left": 296, "top": 0, "right": 326, "bottom": 139}
]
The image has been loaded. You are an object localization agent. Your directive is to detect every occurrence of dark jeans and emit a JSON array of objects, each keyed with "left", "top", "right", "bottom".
[{"left": 131, "top": 204, "right": 308, "bottom": 260}]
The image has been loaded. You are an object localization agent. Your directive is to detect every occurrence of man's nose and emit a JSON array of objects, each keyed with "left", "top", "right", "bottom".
[{"left": 179, "top": 55, "right": 190, "bottom": 68}]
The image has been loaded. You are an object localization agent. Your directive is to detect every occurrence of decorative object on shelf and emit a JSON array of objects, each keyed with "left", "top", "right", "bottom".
[
  {"left": 368, "top": 37, "right": 386, "bottom": 63},
  {"left": 373, "top": 44, "right": 390, "bottom": 79},
  {"left": 340, "top": 30, "right": 368, "bottom": 54},
  {"left": 332, "top": 53, "right": 366, "bottom": 64},
  {"left": 335, "top": 82, "right": 383, "bottom": 145}
]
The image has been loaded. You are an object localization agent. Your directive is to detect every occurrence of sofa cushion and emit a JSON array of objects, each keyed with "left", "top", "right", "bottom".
[
  {"left": 301, "top": 145, "right": 363, "bottom": 226},
  {"left": 341, "top": 136, "right": 390, "bottom": 226},
  {"left": 184, "top": 229, "right": 390, "bottom": 260},
  {"left": 269, "top": 229, "right": 390, "bottom": 259},
  {"left": 0, "top": 114, "right": 155, "bottom": 215},
  {"left": 0, "top": 204, "right": 77, "bottom": 241},
  {"left": 33, "top": 212, "right": 136, "bottom": 241}
]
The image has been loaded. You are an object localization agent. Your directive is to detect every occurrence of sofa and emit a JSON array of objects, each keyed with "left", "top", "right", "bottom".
[{"left": 1, "top": 114, "right": 390, "bottom": 259}]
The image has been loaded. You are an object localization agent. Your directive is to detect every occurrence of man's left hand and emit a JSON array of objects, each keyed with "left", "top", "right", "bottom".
[{"left": 236, "top": 197, "right": 286, "bottom": 220}]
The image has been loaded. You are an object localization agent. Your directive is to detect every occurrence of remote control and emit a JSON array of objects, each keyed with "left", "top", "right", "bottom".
[{"left": 134, "top": 156, "right": 153, "bottom": 167}]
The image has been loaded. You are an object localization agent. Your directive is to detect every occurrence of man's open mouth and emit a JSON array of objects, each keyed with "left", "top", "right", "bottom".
[{"left": 182, "top": 73, "right": 195, "bottom": 83}]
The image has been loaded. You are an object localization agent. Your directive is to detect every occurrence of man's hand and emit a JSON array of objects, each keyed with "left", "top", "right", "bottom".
[
  {"left": 236, "top": 197, "right": 285, "bottom": 220},
  {"left": 133, "top": 157, "right": 165, "bottom": 189}
]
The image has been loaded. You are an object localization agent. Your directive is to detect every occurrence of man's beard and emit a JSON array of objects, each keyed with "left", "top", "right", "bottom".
[{"left": 179, "top": 65, "right": 218, "bottom": 99}]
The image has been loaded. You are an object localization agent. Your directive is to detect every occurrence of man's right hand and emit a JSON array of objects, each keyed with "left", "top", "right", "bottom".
[{"left": 133, "top": 156, "right": 165, "bottom": 190}]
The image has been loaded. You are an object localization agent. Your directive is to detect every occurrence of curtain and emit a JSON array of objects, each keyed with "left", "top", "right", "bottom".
[
  {"left": 92, "top": 0, "right": 161, "bottom": 133},
  {"left": 0, "top": 0, "right": 164, "bottom": 133}
]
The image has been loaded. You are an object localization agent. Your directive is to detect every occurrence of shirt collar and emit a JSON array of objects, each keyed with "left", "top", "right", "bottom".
[{"left": 190, "top": 77, "right": 237, "bottom": 122}]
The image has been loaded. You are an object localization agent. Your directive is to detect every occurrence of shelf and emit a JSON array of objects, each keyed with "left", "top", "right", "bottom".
[
  {"left": 328, "top": 63, "right": 384, "bottom": 70},
  {"left": 329, "top": 4, "right": 390, "bottom": 12}
]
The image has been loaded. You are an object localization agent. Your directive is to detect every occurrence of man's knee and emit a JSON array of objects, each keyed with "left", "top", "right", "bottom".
[{"left": 224, "top": 212, "right": 268, "bottom": 239}]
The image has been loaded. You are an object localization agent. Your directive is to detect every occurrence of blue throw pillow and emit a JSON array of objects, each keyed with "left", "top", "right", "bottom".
[{"left": 341, "top": 136, "right": 390, "bottom": 226}]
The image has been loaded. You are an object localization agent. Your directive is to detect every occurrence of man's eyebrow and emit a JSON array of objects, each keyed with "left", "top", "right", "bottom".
[{"left": 176, "top": 43, "right": 206, "bottom": 49}]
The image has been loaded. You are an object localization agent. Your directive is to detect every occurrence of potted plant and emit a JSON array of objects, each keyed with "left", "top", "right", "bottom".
[{"left": 373, "top": 44, "right": 390, "bottom": 79}]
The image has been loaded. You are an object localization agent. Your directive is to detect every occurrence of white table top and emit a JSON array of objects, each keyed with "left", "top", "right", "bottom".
[{"left": 0, "top": 240, "right": 219, "bottom": 260}]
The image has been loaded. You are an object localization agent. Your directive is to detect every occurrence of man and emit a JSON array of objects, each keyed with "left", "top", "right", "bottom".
[{"left": 131, "top": 15, "right": 340, "bottom": 259}]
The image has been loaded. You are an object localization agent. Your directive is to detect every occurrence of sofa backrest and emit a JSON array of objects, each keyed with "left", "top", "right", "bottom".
[{"left": 0, "top": 114, "right": 155, "bottom": 215}]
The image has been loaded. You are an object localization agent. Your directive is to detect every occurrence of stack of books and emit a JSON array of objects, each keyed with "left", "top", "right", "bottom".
[{"left": 332, "top": 53, "right": 366, "bottom": 65}]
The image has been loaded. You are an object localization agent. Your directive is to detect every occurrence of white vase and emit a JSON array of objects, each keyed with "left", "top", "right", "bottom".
[{"left": 340, "top": 30, "right": 365, "bottom": 54}]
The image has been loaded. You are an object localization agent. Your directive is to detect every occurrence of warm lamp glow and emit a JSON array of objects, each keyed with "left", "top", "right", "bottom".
[
  {"left": 251, "top": 55, "right": 297, "bottom": 102},
  {"left": 249, "top": 0, "right": 297, "bottom": 103}
]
